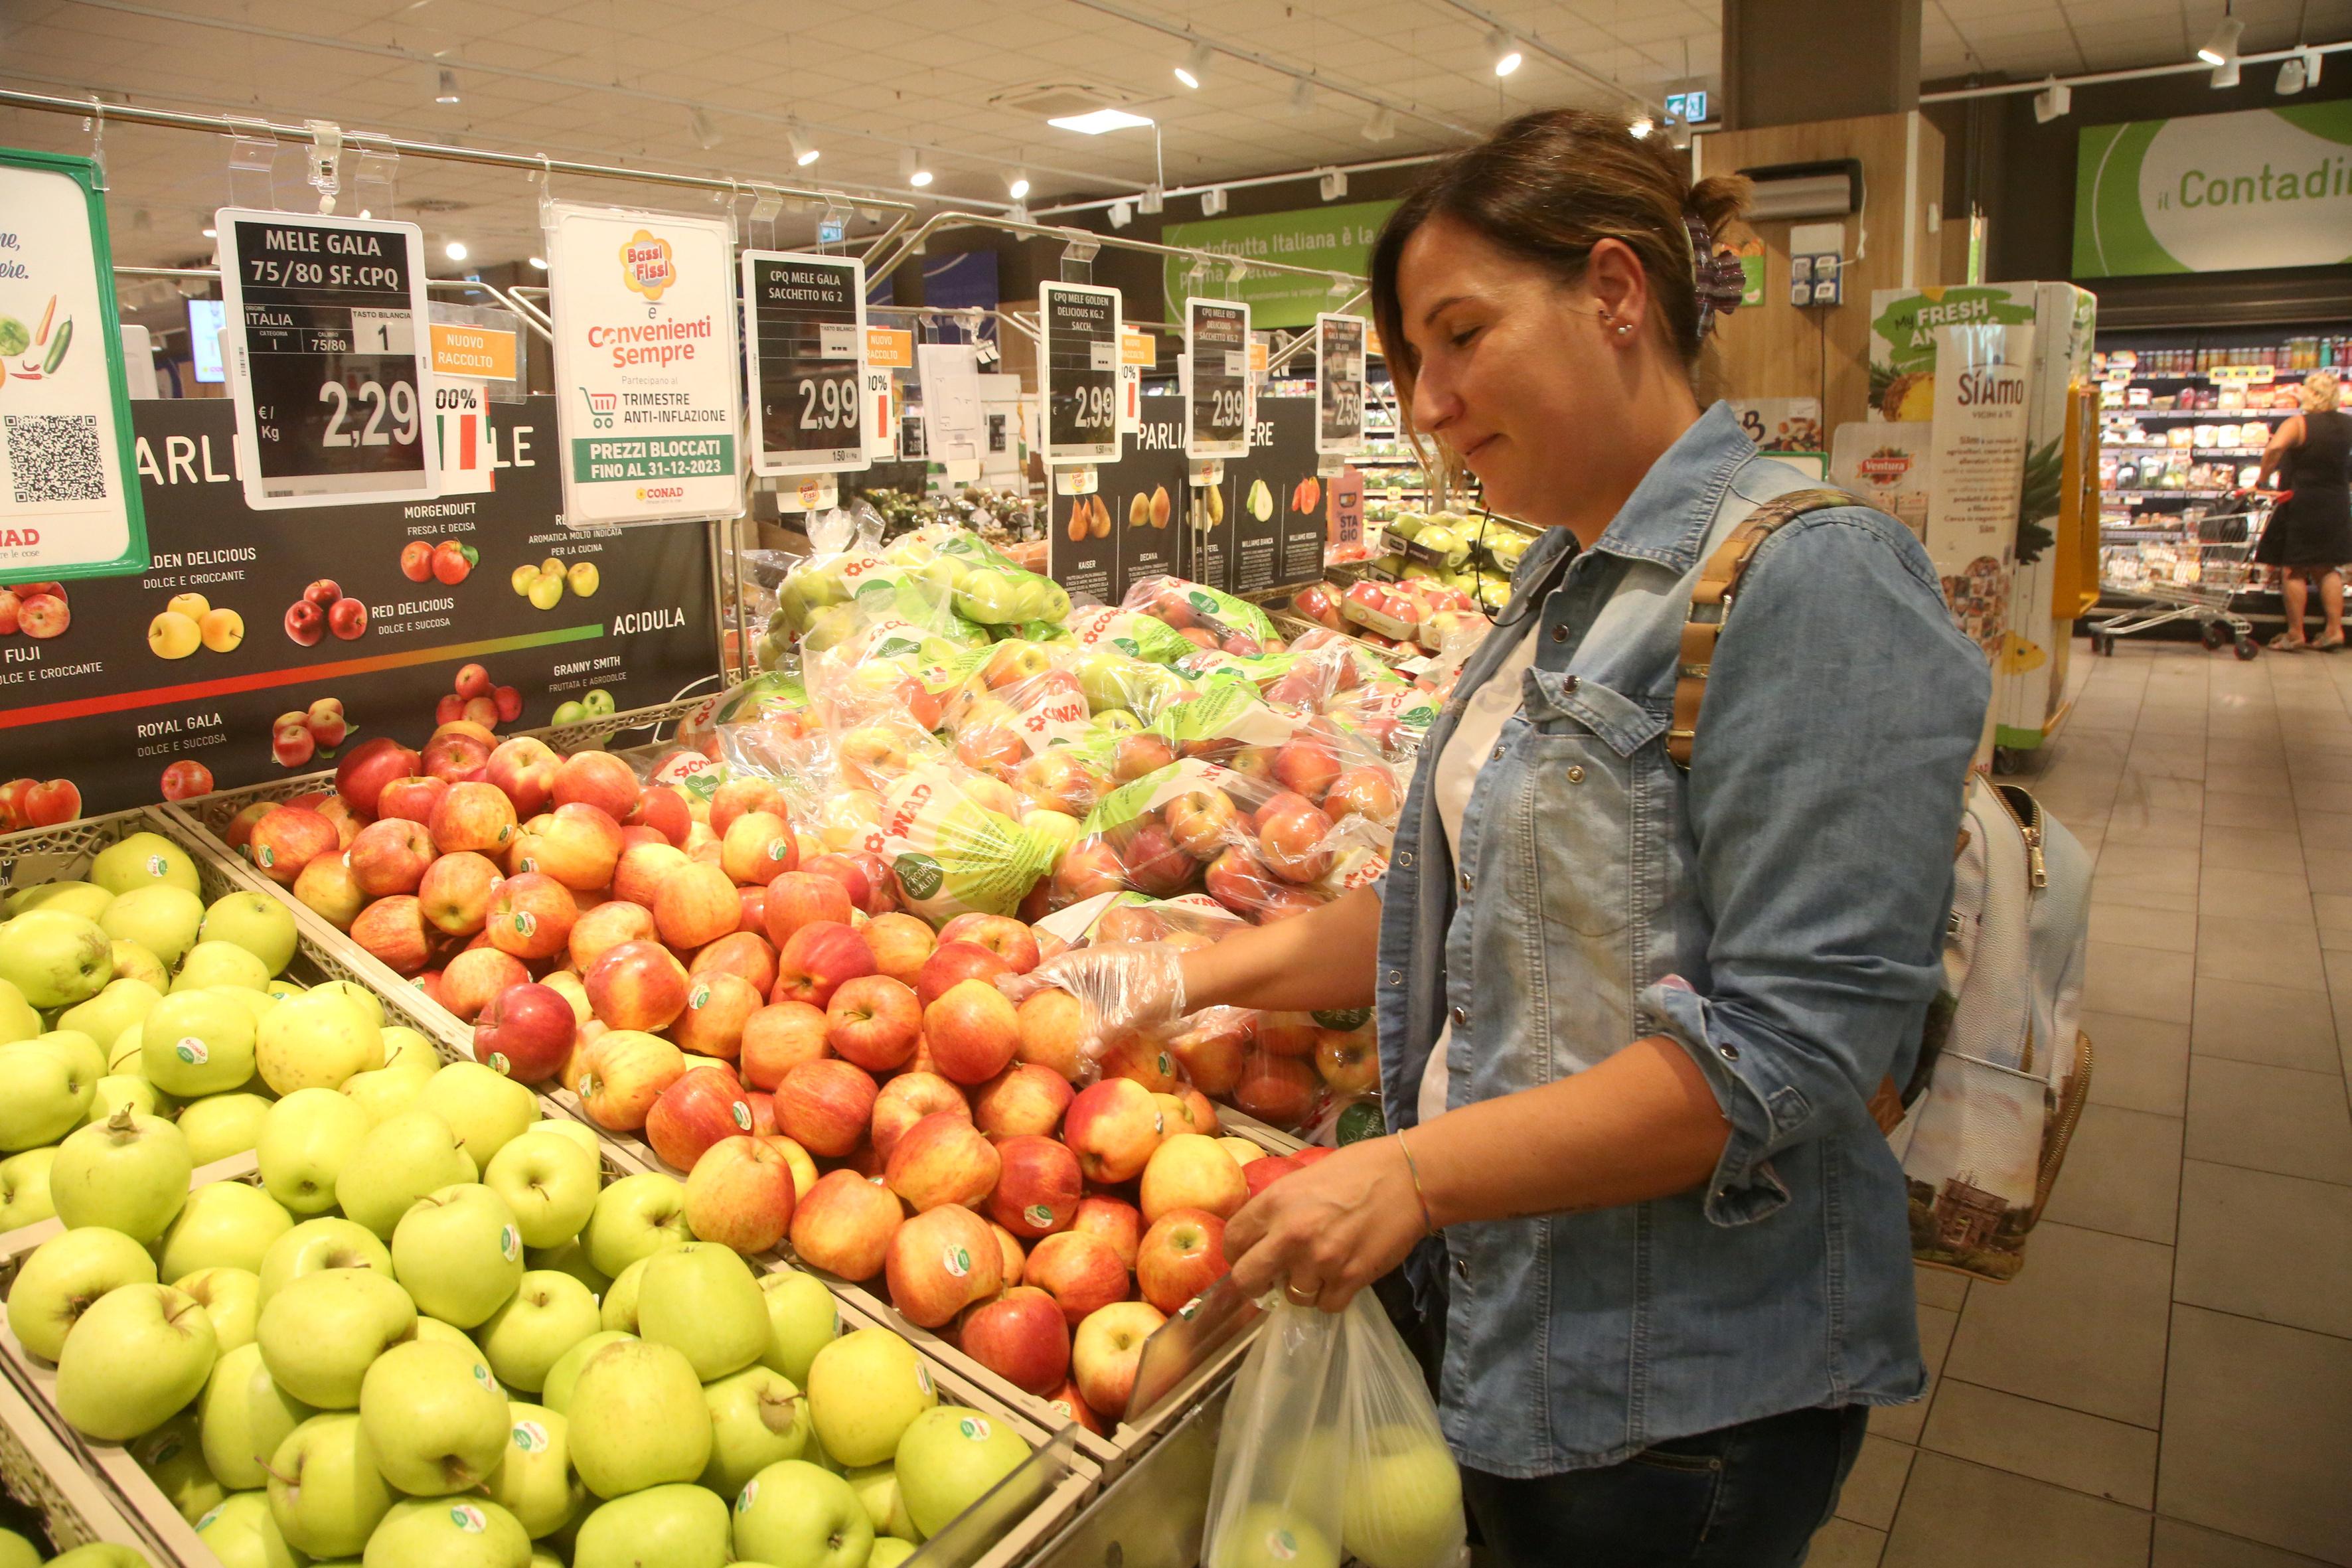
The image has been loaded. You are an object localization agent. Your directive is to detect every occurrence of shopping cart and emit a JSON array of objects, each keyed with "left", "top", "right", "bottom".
[
  {"left": 2088, "top": 493, "right": 2274, "bottom": 661},
  {"left": 578, "top": 387, "right": 616, "bottom": 430}
]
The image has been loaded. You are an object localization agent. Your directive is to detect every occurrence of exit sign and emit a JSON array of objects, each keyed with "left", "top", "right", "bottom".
[{"left": 1666, "top": 90, "right": 1710, "bottom": 125}]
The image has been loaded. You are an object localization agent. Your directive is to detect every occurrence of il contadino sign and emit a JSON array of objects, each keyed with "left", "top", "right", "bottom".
[{"left": 2073, "top": 101, "right": 2352, "bottom": 277}]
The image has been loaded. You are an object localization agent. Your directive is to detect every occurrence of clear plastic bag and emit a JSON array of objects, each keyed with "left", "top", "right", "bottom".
[{"left": 1204, "top": 1296, "right": 1466, "bottom": 1568}]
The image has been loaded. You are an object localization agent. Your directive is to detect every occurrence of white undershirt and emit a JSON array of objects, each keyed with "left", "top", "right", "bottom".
[{"left": 1415, "top": 629, "right": 1546, "bottom": 1127}]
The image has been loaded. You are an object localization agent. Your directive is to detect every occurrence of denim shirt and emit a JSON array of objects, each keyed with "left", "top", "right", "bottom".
[{"left": 1375, "top": 403, "right": 1990, "bottom": 1478}]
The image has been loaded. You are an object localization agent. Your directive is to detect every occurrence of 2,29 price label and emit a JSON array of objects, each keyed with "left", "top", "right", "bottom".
[
  {"left": 1041, "top": 280, "right": 1122, "bottom": 467},
  {"left": 742, "top": 250, "right": 871, "bottom": 477},
  {"left": 1185, "top": 297, "right": 1251, "bottom": 461},
  {"left": 216, "top": 209, "right": 438, "bottom": 509},
  {"left": 1316, "top": 313, "right": 1368, "bottom": 457}
]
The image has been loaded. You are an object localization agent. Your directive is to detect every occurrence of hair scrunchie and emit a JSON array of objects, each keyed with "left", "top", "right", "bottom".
[{"left": 1684, "top": 213, "right": 1747, "bottom": 341}]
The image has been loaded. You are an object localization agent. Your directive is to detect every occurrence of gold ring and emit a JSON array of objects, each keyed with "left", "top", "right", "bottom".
[{"left": 1283, "top": 1281, "right": 1318, "bottom": 1306}]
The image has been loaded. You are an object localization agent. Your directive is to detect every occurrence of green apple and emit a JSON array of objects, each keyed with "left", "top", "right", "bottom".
[
  {"left": 0, "top": 909, "right": 114, "bottom": 1008},
  {"left": 483, "top": 1131, "right": 599, "bottom": 1250},
  {"left": 58, "top": 977, "right": 162, "bottom": 1052},
  {"left": 479, "top": 1270, "right": 599, "bottom": 1393},
  {"left": 702, "top": 1366, "right": 810, "bottom": 1497},
  {"left": 54, "top": 1281, "right": 217, "bottom": 1440},
  {"left": 132, "top": 1408, "right": 227, "bottom": 1524},
  {"left": 1212, "top": 1503, "right": 1339, "bottom": 1568},
  {"left": 259, "top": 1217, "right": 392, "bottom": 1302},
  {"left": 868, "top": 1539, "right": 916, "bottom": 1568},
  {"left": 806, "top": 1329, "right": 935, "bottom": 1468},
  {"left": 157, "top": 1178, "right": 294, "bottom": 1279},
  {"left": 894, "top": 1405, "right": 1028, "bottom": 1538},
  {"left": 7, "top": 1225, "right": 159, "bottom": 1360},
  {"left": 759, "top": 1268, "right": 842, "bottom": 1385},
  {"left": 171, "top": 939, "right": 274, "bottom": 993},
  {"left": 89, "top": 1073, "right": 161, "bottom": 1125},
  {"left": 198, "top": 892, "right": 299, "bottom": 977},
  {"left": 176, "top": 1265, "right": 262, "bottom": 1351},
  {"left": 178, "top": 1092, "right": 274, "bottom": 1164},
  {"left": 258, "top": 1087, "right": 370, "bottom": 1214},
  {"left": 380, "top": 1026, "right": 441, "bottom": 1073},
  {"left": 412, "top": 1316, "right": 489, "bottom": 1358},
  {"left": 142, "top": 988, "right": 258, "bottom": 1097},
  {"left": 844, "top": 1462, "right": 917, "bottom": 1543},
  {"left": 257, "top": 990, "right": 384, "bottom": 1095},
  {"left": 212, "top": 983, "right": 280, "bottom": 1025},
  {"left": 309, "top": 980, "right": 385, "bottom": 1029},
  {"left": 256, "top": 1267, "right": 417, "bottom": 1408},
  {"left": 520, "top": 1115, "right": 597, "bottom": 1158},
  {"left": 265, "top": 1409, "right": 396, "bottom": 1558},
  {"left": 0, "top": 1036, "right": 96, "bottom": 1149},
  {"left": 50, "top": 1106, "right": 191, "bottom": 1240},
  {"left": 577, "top": 1483, "right": 732, "bottom": 1568},
  {"left": 565, "top": 1340, "right": 712, "bottom": 1498},
  {"left": 392, "top": 1183, "right": 524, "bottom": 1328},
  {"left": 732, "top": 1459, "right": 872, "bottom": 1568},
  {"left": 109, "top": 941, "right": 169, "bottom": 992},
  {"left": 100, "top": 884, "right": 205, "bottom": 969},
  {"left": 584, "top": 1171, "right": 692, "bottom": 1279},
  {"left": 341, "top": 1057, "right": 435, "bottom": 1127},
  {"left": 358, "top": 1338, "right": 510, "bottom": 1495},
  {"left": 0, "top": 977, "right": 39, "bottom": 1043},
  {"left": 540, "top": 1330, "right": 633, "bottom": 1417},
  {"left": 45, "top": 1550, "right": 153, "bottom": 1568},
  {"left": 105, "top": 1022, "right": 143, "bottom": 1073},
  {"left": 599, "top": 1255, "right": 650, "bottom": 1334},
  {"left": 336, "top": 1109, "right": 477, "bottom": 1239},
  {"left": 0, "top": 1531, "right": 29, "bottom": 1568},
  {"left": 200, "top": 1340, "right": 315, "bottom": 1490},
  {"left": 0, "top": 1146, "right": 56, "bottom": 1232},
  {"left": 526, "top": 1235, "right": 611, "bottom": 1302},
  {"left": 416, "top": 1061, "right": 537, "bottom": 1170},
  {"left": 483, "top": 1402, "right": 584, "bottom": 1538},
  {"left": 92, "top": 831, "right": 200, "bottom": 896},
  {"left": 361, "top": 1496, "right": 532, "bottom": 1566},
  {"left": 37, "top": 1024, "right": 105, "bottom": 1085},
  {"left": 194, "top": 1490, "right": 304, "bottom": 1568},
  {"left": 5, "top": 881, "right": 111, "bottom": 921},
  {"left": 637, "top": 1242, "right": 765, "bottom": 1380},
  {"left": 1339, "top": 1424, "right": 1462, "bottom": 1568}
]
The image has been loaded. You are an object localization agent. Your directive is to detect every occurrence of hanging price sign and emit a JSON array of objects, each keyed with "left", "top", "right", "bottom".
[
  {"left": 742, "top": 250, "right": 870, "bottom": 477},
  {"left": 1040, "top": 280, "right": 1121, "bottom": 467},
  {"left": 216, "top": 208, "right": 437, "bottom": 509},
  {"left": 1316, "top": 313, "right": 1368, "bottom": 456},
  {"left": 1184, "top": 297, "right": 1251, "bottom": 461}
]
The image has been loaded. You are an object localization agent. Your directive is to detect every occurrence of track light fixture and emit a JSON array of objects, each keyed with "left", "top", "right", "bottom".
[
  {"left": 1174, "top": 38, "right": 1213, "bottom": 90},
  {"left": 2198, "top": 9, "right": 2242, "bottom": 66},
  {"left": 2277, "top": 46, "right": 2319, "bottom": 93},
  {"left": 1109, "top": 200, "right": 1134, "bottom": 229},
  {"left": 1007, "top": 168, "right": 1031, "bottom": 200},
  {"left": 435, "top": 66, "right": 460, "bottom": 104},
  {"left": 1319, "top": 167, "right": 1348, "bottom": 201},
  {"left": 1200, "top": 187, "right": 1227, "bottom": 216},
  {"left": 1362, "top": 106, "right": 1397, "bottom": 143},
  {"left": 789, "top": 129, "right": 819, "bottom": 167},
  {"left": 1291, "top": 76, "right": 1316, "bottom": 112},
  {"left": 1140, "top": 184, "right": 1164, "bottom": 215},
  {"left": 2033, "top": 77, "right": 2072, "bottom": 121},
  {"left": 689, "top": 106, "right": 720, "bottom": 150},
  {"left": 1488, "top": 29, "right": 1523, "bottom": 78},
  {"left": 2212, "top": 56, "right": 2240, "bottom": 87}
]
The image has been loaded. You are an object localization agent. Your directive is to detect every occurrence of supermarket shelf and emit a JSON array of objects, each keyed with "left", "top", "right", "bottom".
[
  {"left": 2104, "top": 446, "right": 2267, "bottom": 457},
  {"left": 2106, "top": 489, "right": 2238, "bottom": 499},
  {"left": 2104, "top": 368, "right": 2318, "bottom": 381},
  {"left": 2102, "top": 408, "right": 2294, "bottom": 420}
]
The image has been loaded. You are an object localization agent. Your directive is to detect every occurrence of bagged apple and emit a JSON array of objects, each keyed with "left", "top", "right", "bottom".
[
  {"left": 869, "top": 763, "right": 1064, "bottom": 921},
  {"left": 1063, "top": 601, "right": 1203, "bottom": 666},
  {"left": 1121, "top": 574, "right": 1280, "bottom": 658}
]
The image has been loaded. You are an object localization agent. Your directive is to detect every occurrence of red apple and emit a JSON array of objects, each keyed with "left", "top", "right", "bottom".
[
  {"left": 485, "top": 737, "right": 562, "bottom": 818},
  {"left": 293, "top": 852, "right": 365, "bottom": 931},
  {"left": 1099, "top": 1032, "right": 1180, "bottom": 1095},
  {"left": 988, "top": 1135, "right": 1084, "bottom": 1241},
  {"left": 1048, "top": 1377, "right": 1109, "bottom": 1437},
  {"left": 613, "top": 840, "right": 690, "bottom": 907},
  {"left": 584, "top": 939, "right": 692, "bottom": 1032},
  {"left": 1202, "top": 844, "right": 1275, "bottom": 915},
  {"left": 763, "top": 870, "right": 854, "bottom": 948},
  {"left": 824, "top": 975, "right": 922, "bottom": 1073},
  {"left": 1117, "top": 822, "right": 1194, "bottom": 899},
  {"left": 453, "top": 662, "right": 492, "bottom": 700},
  {"left": 796, "top": 852, "right": 874, "bottom": 908},
  {"left": 1111, "top": 732, "right": 1177, "bottom": 783},
  {"left": 473, "top": 982, "right": 578, "bottom": 1083},
  {"left": 1257, "top": 803, "right": 1332, "bottom": 884},
  {"left": 960, "top": 1287, "right": 1071, "bottom": 1397},
  {"left": 915, "top": 942, "right": 1012, "bottom": 1009},
  {"left": 789, "top": 1169, "right": 903, "bottom": 1281},
  {"left": 631, "top": 786, "right": 692, "bottom": 847},
  {"left": 284, "top": 599, "right": 323, "bottom": 647},
  {"left": 1025, "top": 1231, "right": 1129, "bottom": 1328},
  {"left": 775, "top": 1059, "right": 880, "bottom": 1158},
  {"left": 923, "top": 979, "right": 1021, "bottom": 1086},
  {"left": 934, "top": 914, "right": 1042, "bottom": 975},
  {"left": 375, "top": 775, "right": 449, "bottom": 825},
  {"left": 1071, "top": 1197, "right": 1142, "bottom": 1271},
  {"left": 347, "top": 817, "right": 437, "bottom": 898},
  {"left": 672, "top": 971, "right": 763, "bottom": 1060},
  {"left": 871, "top": 1073, "right": 970, "bottom": 1161},
  {"left": 440, "top": 946, "right": 532, "bottom": 1022},
  {"left": 708, "top": 777, "right": 789, "bottom": 838},
  {"left": 885, "top": 1203, "right": 1003, "bottom": 1328},
  {"left": 720, "top": 811, "right": 799, "bottom": 886},
  {"left": 578, "top": 1029, "right": 686, "bottom": 1131},
  {"left": 773, "top": 921, "right": 876, "bottom": 1009},
  {"left": 303, "top": 578, "right": 342, "bottom": 610},
  {"left": 1255, "top": 1014, "right": 1319, "bottom": 1057},
  {"left": 1050, "top": 840, "right": 1128, "bottom": 904},
  {"left": 1324, "top": 766, "right": 1399, "bottom": 825},
  {"left": 647, "top": 1065, "right": 755, "bottom": 1171},
  {"left": 1136, "top": 1209, "right": 1229, "bottom": 1314},
  {"left": 740, "top": 1002, "right": 830, "bottom": 1090},
  {"left": 552, "top": 751, "right": 642, "bottom": 821},
  {"left": 745, "top": 1091, "right": 779, "bottom": 1137},
  {"left": 1232, "top": 1053, "right": 1321, "bottom": 1127},
  {"left": 684, "top": 1135, "right": 797, "bottom": 1255},
  {"left": 515, "top": 802, "right": 625, "bottom": 893},
  {"left": 422, "top": 731, "right": 493, "bottom": 785},
  {"left": 1063, "top": 1079, "right": 1162, "bottom": 1184},
  {"left": 973, "top": 1063, "right": 1075, "bottom": 1139},
  {"left": 884, "top": 1112, "right": 1002, "bottom": 1213},
  {"left": 487, "top": 872, "right": 578, "bottom": 961},
  {"left": 1166, "top": 1014, "right": 1247, "bottom": 1097},
  {"left": 655, "top": 862, "right": 742, "bottom": 950},
  {"left": 864, "top": 912, "right": 937, "bottom": 987},
  {"left": 246, "top": 807, "right": 338, "bottom": 886},
  {"left": 429, "top": 781, "right": 518, "bottom": 856},
  {"left": 350, "top": 893, "right": 433, "bottom": 975},
  {"left": 1014, "top": 989, "right": 1087, "bottom": 1083},
  {"left": 493, "top": 686, "right": 524, "bottom": 724},
  {"left": 1162, "top": 787, "right": 1240, "bottom": 860},
  {"left": 690, "top": 931, "right": 779, "bottom": 997}
]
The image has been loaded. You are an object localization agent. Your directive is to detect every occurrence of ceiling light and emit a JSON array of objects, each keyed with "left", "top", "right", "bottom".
[
  {"left": 1291, "top": 76, "right": 1316, "bottom": 112},
  {"left": 1007, "top": 168, "right": 1031, "bottom": 200},
  {"left": 909, "top": 167, "right": 933, "bottom": 188},
  {"left": 201, "top": 226, "right": 216, "bottom": 238},
  {"left": 528, "top": 256, "right": 547, "bottom": 270},
  {"left": 689, "top": 106, "right": 721, "bottom": 150},
  {"left": 1488, "top": 29, "right": 1522, "bottom": 78},
  {"left": 435, "top": 66, "right": 459, "bottom": 104},
  {"left": 1174, "top": 38, "right": 1212, "bottom": 89},
  {"left": 1109, "top": 201, "right": 1133, "bottom": 229},
  {"left": 1048, "top": 108, "right": 1155, "bottom": 134},
  {"left": 445, "top": 240, "right": 467, "bottom": 261},
  {"left": 1629, "top": 114, "right": 1654, "bottom": 138},
  {"left": 2211, "top": 56, "right": 2240, "bottom": 86},
  {"left": 2197, "top": 11, "right": 2242, "bottom": 66},
  {"left": 2276, "top": 52, "right": 2308, "bottom": 94},
  {"left": 2033, "top": 78, "right": 2073, "bottom": 120},
  {"left": 1140, "top": 184, "right": 1164, "bottom": 214},
  {"left": 1319, "top": 167, "right": 1348, "bottom": 201},
  {"left": 1200, "top": 187, "right": 1227, "bottom": 216},
  {"left": 1362, "top": 106, "right": 1397, "bottom": 143}
]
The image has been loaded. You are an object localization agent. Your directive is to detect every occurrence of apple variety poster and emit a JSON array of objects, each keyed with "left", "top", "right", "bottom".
[
  {"left": 546, "top": 201, "right": 743, "bottom": 527},
  {"left": 0, "top": 396, "right": 719, "bottom": 826},
  {"left": 0, "top": 147, "right": 149, "bottom": 581}
]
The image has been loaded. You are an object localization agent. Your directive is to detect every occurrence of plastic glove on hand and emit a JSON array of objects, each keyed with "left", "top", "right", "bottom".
[{"left": 997, "top": 941, "right": 1188, "bottom": 1056}]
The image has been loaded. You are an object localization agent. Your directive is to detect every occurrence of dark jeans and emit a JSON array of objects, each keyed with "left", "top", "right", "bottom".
[{"left": 1460, "top": 1404, "right": 1870, "bottom": 1568}]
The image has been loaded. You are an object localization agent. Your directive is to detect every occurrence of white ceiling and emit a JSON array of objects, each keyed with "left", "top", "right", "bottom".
[{"left": 0, "top": 0, "right": 2344, "bottom": 274}]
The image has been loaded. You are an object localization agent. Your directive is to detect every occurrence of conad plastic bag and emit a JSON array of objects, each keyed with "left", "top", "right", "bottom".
[{"left": 1204, "top": 1296, "right": 1466, "bottom": 1568}]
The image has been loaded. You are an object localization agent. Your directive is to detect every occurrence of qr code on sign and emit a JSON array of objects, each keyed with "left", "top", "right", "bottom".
[{"left": 5, "top": 414, "right": 108, "bottom": 504}]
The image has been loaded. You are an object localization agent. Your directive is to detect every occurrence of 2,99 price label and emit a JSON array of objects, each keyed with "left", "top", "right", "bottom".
[
  {"left": 216, "top": 208, "right": 438, "bottom": 509},
  {"left": 1184, "top": 297, "right": 1251, "bottom": 462},
  {"left": 1316, "top": 313, "right": 1368, "bottom": 457},
  {"left": 742, "top": 250, "right": 871, "bottom": 478},
  {"left": 1040, "top": 280, "right": 1122, "bottom": 467}
]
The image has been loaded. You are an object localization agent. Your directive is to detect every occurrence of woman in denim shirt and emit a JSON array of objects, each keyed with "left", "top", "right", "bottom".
[{"left": 1020, "top": 110, "right": 1988, "bottom": 1565}]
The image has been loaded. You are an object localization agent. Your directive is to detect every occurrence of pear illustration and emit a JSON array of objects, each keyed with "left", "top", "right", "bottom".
[
  {"left": 1149, "top": 485, "right": 1172, "bottom": 528},
  {"left": 1129, "top": 492, "right": 1150, "bottom": 529},
  {"left": 1089, "top": 495, "right": 1112, "bottom": 538},
  {"left": 1247, "top": 478, "right": 1273, "bottom": 522},
  {"left": 1207, "top": 485, "right": 1225, "bottom": 527}
]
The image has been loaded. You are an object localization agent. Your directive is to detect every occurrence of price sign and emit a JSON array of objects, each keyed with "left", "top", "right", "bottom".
[
  {"left": 1316, "top": 313, "right": 1367, "bottom": 456},
  {"left": 1184, "top": 297, "right": 1251, "bottom": 461},
  {"left": 215, "top": 208, "right": 436, "bottom": 509},
  {"left": 1040, "top": 281, "right": 1121, "bottom": 467},
  {"left": 742, "top": 250, "right": 870, "bottom": 477}
]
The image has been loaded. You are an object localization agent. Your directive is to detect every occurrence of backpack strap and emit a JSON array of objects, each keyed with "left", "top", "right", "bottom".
[{"left": 1667, "top": 487, "right": 1861, "bottom": 770}]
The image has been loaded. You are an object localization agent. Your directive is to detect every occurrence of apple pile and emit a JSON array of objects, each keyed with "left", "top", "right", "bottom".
[
  {"left": 0, "top": 775, "right": 82, "bottom": 830},
  {"left": 5, "top": 1056, "right": 1038, "bottom": 1567},
  {"left": 283, "top": 578, "right": 367, "bottom": 649}
]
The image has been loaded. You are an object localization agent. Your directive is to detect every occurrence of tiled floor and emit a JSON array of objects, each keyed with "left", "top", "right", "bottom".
[{"left": 1808, "top": 637, "right": 2352, "bottom": 1568}]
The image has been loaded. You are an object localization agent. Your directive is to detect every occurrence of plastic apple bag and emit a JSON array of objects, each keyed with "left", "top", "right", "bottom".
[
  {"left": 1065, "top": 601, "right": 1205, "bottom": 666},
  {"left": 1123, "top": 573, "right": 1281, "bottom": 657},
  {"left": 869, "top": 761, "right": 1063, "bottom": 921},
  {"left": 1334, "top": 1294, "right": 1466, "bottom": 1568},
  {"left": 1202, "top": 1302, "right": 1350, "bottom": 1568}
]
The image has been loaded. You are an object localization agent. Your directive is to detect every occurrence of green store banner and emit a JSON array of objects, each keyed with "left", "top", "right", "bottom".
[
  {"left": 1160, "top": 199, "right": 1398, "bottom": 329},
  {"left": 2073, "top": 101, "right": 2352, "bottom": 277}
]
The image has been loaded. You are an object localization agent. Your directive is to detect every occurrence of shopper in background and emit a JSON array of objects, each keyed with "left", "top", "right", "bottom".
[
  {"left": 2256, "top": 370, "right": 2352, "bottom": 651},
  {"left": 1011, "top": 109, "right": 1986, "bottom": 1567}
]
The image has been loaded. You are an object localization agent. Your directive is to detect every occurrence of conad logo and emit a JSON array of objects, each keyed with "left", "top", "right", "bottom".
[{"left": 635, "top": 485, "right": 686, "bottom": 501}]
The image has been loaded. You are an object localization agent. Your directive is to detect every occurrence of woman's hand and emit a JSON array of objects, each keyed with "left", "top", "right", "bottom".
[
  {"left": 1225, "top": 1137, "right": 1430, "bottom": 1312},
  {"left": 997, "top": 943, "right": 1188, "bottom": 1052}
]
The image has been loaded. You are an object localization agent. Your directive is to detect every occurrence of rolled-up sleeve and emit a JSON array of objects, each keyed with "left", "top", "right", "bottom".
[{"left": 1644, "top": 512, "right": 1989, "bottom": 1227}]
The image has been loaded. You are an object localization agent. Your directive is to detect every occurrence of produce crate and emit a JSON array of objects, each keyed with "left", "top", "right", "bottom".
[
  {"left": 1026, "top": 1373, "right": 1231, "bottom": 1568},
  {"left": 0, "top": 1372, "right": 163, "bottom": 1561}
]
